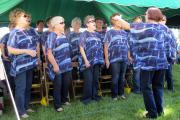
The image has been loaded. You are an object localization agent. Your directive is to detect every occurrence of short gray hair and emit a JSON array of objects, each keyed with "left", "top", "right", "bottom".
[
  {"left": 71, "top": 17, "right": 81, "bottom": 27},
  {"left": 84, "top": 15, "right": 95, "bottom": 26}
]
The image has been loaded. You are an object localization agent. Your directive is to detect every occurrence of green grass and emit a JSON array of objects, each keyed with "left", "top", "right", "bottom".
[{"left": 1, "top": 65, "right": 180, "bottom": 120}]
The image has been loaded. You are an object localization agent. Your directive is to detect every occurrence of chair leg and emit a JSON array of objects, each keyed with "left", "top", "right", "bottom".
[{"left": 43, "top": 68, "right": 49, "bottom": 105}]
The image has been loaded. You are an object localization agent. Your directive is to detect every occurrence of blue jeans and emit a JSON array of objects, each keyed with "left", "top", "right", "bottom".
[
  {"left": 15, "top": 69, "right": 33, "bottom": 115},
  {"left": 140, "top": 70, "right": 165, "bottom": 117},
  {"left": 110, "top": 62, "right": 127, "bottom": 98},
  {"left": 53, "top": 71, "right": 72, "bottom": 109},
  {"left": 176, "top": 55, "right": 180, "bottom": 64},
  {"left": 133, "top": 68, "right": 141, "bottom": 92},
  {"left": 165, "top": 63, "right": 174, "bottom": 90},
  {"left": 81, "top": 64, "right": 101, "bottom": 104}
]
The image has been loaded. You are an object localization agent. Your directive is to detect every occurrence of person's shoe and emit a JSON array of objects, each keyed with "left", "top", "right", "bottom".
[
  {"left": 112, "top": 97, "right": 118, "bottom": 101},
  {"left": 94, "top": 96, "right": 101, "bottom": 102},
  {"left": 64, "top": 102, "right": 71, "bottom": 106},
  {"left": 119, "top": 95, "right": 126, "bottom": 100},
  {"left": 0, "top": 110, "right": 2, "bottom": 116},
  {"left": 56, "top": 107, "right": 63, "bottom": 112},
  {"left": 21, "top": 113, "right": 29, "bottom": 118},
  {"left": 167, "top": 88, "right": 175, "bottom": 93},
  {"left": 145, "top": 112, "right": 157, "bottom": 119},
  {"left": 158, "top": 111, "right": 164, "bottom": 117},
  {"left": 26, "top": 108, "right": 35, "bottom": 113}
]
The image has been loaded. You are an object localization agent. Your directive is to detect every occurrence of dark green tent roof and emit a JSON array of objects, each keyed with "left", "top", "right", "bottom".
[{"left": 0, "top": 0, "right": 180, "bottom": 26}]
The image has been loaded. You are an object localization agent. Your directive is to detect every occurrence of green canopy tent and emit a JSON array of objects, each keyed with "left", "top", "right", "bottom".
[
  {"left": 0, "top": 0, "right": 23, "bottom": 14},
  {"left": 0, "top": 0, "right": 179, "bottom": 26}
]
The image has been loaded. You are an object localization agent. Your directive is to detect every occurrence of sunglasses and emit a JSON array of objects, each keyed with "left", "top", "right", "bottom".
[
  {"left": 23, "top": 15, "right": 28, "bottom": 18},
  {"left": 88, "top": 20, "right": 95, "bottom": 23},
  {"left": 60, "top": 22, "right": 65, "bottom": 24}
]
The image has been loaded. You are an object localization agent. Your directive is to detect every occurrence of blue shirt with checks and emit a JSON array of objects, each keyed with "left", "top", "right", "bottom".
[
  {"left": 79, "top": 30, "right": 104, "bottom": 71},
  {"left": 7, "top": 28, "right": 39, "bottom": 76},
  {"left": 46, "top": 32, "right": 72, "bottom": 80},
  {"left": 67, "top": 31, "right": 81, "bottom": 62},
  {"left": 129, "top": 23, "right": 176, "bottom": 70},
  {"left": 103, "top": 29, "right": 129, "bottom": 64},
  {"left": 40, "top": 31, "right": 50, "bottom": 47},
  {"left": 0, "top": 33, "right": 10, "bottom": 57},
  {"left": 96, "top": 30, "right": 106, "bottom": 43}
]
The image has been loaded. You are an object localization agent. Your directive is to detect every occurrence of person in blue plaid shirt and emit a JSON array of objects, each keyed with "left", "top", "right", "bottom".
[
  {"left": 67, "top": 17, "right": 82, "bottom": 62},
  {"left": 46, "top": 16, "right": 72, "bottom": 112},
  {"left": 0, "top": 23, "right": 15, "bottom": 94},
  {"left": 104, "top": 13, "right": 130, "bottom": 100},
  {"left": 7, "top": 9, "right": 38, "bottom": 118},
  {"left": 129, "top": 7, "right": 176, "bottom": 119},
  {"left": 79, "top": 15, "right": 104, "bottom": 104},
  {"left": 40, "top": 17, "right": 53, "bottom": 58},
  {"left": 160, "top": 15, "right": 177, "bottom": 92},
  {"left": 95, "top": 17, "right": 106, "bottom": 43}
]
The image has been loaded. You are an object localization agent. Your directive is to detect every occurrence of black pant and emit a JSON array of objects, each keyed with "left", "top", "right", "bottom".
[
  {"left": 53, "top": 71, "right": 72, "bottom": 109},
  {"left": 110, "top": 62, "right": 127, "bottom": 98},
  {"left": 140, "top": 69, "right": 165, "bottom": 117},
  {"left": 81, "top": 64, "right": 100, "bottom": 104}
]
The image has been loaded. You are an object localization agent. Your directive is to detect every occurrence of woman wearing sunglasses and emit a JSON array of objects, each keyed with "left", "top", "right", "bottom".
[
  {"left": 7, "top": 8, "right": 38, "bottom": 118},
  {"left": 79, "top": 15, "right": 104, "bottom": 104},
  {"left": 46, "top": 16, "right": 72, "bottom": 112}
]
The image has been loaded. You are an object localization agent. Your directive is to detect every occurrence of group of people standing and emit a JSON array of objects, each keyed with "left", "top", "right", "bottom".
[{"left": 0, "top": 7, "right": 176, "bottom": 119}]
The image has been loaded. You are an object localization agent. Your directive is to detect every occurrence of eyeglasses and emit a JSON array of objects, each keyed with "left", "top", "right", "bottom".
[
  {"left": 88, "top": 20, "right": 95, "bottom": 23},
  {"left": 23, "top": 15, "right": 28, "bottom": 18},
  {"left": 60, "top": 22, "right": 65, "bottom": 24}
]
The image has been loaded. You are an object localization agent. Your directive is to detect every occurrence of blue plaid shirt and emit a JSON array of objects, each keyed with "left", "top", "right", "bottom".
[
  {"left": 7, "top": 28, "right": 39, "bottom": 76},
  {"left": 129, "top": 23, "right": 175, "bottom": 70},
  {"left": 40, "top": 31, "right": 50, "bottom": 47},
  {"left": 67, "top": 32, "right": 81, "bottom": 61},
  {"left": 46, "top": 32, "right": 72, "bottom": 80},
  {"left": 96, "top": 30, "right": 106, "bottom": 43},
  {"left": 103, "top": 29, "right": 129, "bottom": 64},
  {"left": 79, "top": 30, "right": 104, "bottom": 71},
  {"left": 0, "top": 33, "right": 9, "bottom": 57},
  {"left": 164, "top": 28, "right": 177, "bottom": 63},
  {"left": 27, "top": 27, "right": 40, "bottom": 42}
]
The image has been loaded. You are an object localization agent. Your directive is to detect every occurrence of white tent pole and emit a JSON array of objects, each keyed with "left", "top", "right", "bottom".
[{"left": 0, "top": 52, "right": 20, "bottom": 120}]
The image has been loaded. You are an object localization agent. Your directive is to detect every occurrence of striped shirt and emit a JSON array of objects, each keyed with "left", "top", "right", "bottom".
[
  {"left": 7, "top": 28, "right": 38, "bottom": 76},
  {"left": 40, "top": 31, "right": 50, "bottom": 47},
  {"left": 103, "top": 29, "right": 129, "bottom": 64},
  {"left": 79, "top": 30, "right": 104, "bottom": 71},
  {"left": 46, "top": 32, "right": 72, "bottom": 80},
  {"left": 96, "top": 30, "right": 106, "bottom": 43},
  {"left": 67, "top": 31, "right": 81, "bottom": 61},
  {"left": 129, "top": 23, "right": 175, "bottom": 70},
  {"left": 0, "top": 33, "right": 9, "bottom": 57}
]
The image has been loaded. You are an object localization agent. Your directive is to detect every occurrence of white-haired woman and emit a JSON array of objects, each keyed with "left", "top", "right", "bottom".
[
  {"left": 46, "top": 16, "right": 72, "bottom": 112},
  {"left": 67, "top": 17, "right": 82, "bottom": 62}
]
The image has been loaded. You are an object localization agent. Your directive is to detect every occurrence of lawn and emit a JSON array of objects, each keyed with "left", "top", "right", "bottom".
[{"left": 1, "top": 65, "right": 180, "bottom": 120}]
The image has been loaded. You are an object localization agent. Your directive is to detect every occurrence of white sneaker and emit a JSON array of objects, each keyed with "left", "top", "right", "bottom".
[
  {"left": 56, "top": 107, "right": 63, "bottom": 112},
  {"left": 26, "top": 108, "right": 35, "bottom": 113},
  {"left": 112, "top": 97, "right": 118, "bottom": 101},
  {"left": 21, "top": 113, "right": 29, "bottom": 118},
  {"left": 0, "top": 110, "right": 2, "bottom": 116},
  {"left": 64, "top": 102, "right": 71, "bottom": 106},
  {"left": 120, "top": 95, "right": 126, "bottom": 99}
]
